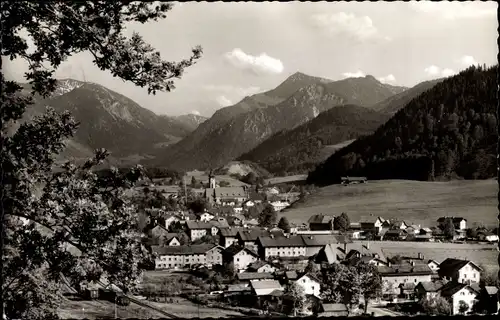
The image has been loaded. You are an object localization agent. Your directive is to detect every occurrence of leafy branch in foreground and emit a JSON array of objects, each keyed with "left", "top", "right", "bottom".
[{"left": 1, "top": 1, "right": 202, "bottom": 319}]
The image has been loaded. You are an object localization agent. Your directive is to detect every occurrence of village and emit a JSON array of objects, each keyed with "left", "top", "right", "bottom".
[{"left": 74, "top": 173, "right": 499, "bottom": 317}]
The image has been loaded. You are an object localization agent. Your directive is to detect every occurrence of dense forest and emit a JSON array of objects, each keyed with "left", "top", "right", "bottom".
[
  {"left": 307, "top": 65, "right": 498, "bottom": 186},
  {"left": 238, "top": 105, "right": 390, "bottom": 175}
]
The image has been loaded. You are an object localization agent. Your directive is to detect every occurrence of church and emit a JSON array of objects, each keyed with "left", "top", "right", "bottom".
[{"left": 203, "top": 172, "right": 249, "bottom": 206}]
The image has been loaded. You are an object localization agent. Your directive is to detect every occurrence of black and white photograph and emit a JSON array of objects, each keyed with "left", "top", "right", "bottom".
[{"left": 1, "top": 0, "right": 499, "bottom": 319}]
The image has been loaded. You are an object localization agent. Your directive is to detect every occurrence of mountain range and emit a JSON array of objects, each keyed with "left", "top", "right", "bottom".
[
  {"left": 15, "top": 79, "right": 201, "bottom": 165},
  {"left": 148, "top": 72, "right": 408, "bottom": 171},
  {"left": 307, "top": 65, "right": 497, "bottom": 185}
]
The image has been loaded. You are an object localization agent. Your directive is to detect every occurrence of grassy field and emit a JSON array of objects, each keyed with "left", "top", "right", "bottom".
[
  {"left": 58, "top": 297, "right": 167, "bottom": 319},
  {"left": 265, "top": 174, "right": 308, "bottom": 185},
  {"left": 185, "top": 170, "right": 249, "bottom": 187},
  {"left": 281, "top": 179, "right": 497, "bottom": 228},
  {"left": 148, "top": 298, "right": 245, "bottom": 318},
  {"left": 354, "top": 240, "right": 498, "bottom": 269}
]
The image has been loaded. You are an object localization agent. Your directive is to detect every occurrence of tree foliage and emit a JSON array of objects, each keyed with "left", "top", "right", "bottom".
[
  {"left": 1, "top": 1, "right": 202, "bottom": 319},
  {"left": 334, "top": 212, "right": 350, "bottom": 232},
  {"left": 308, "top": 65, "right": 497, "bottom": 186},
  {"left": 286, "top": 282, "right": 307, "bottom": 316},
  {"left": 239, "top": 105, "right": 389, "bottom": 175},
  {"left": 419, "top": 295, "right": 451, "bottom": 315},
  {"left": 442, "top": 218, "right": 456, "bottom": 239},
  {"left": 258, "top": 204, "right": 278, "bottom": 228},
  {"left": 320, "top": 263, "right": 361, "bottom": 314},
  {"left": 277, "top": 217, "right": 291, "bottom": 233}
]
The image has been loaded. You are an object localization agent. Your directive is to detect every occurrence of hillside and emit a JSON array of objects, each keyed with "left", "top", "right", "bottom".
[
  {"left": 307, "top": 65, "right": 497, "bottom": 186},
  {"left": 373, "top": 78, "right": 445, "bottom": 114},
  {"left": 173, "top": 113, "right": 208, "bottom": 131},
  {"left": 238, "top": 105, "right": 390, "bottom": 175},
  {"left": 153, "top": 73, "right": 407, "bottom": 171},
  {"left": 213, "top": 160, "right": 271, "bottom": 178},
  {"left": 16, "top": 79, "right": 193, "bottom": 163}
]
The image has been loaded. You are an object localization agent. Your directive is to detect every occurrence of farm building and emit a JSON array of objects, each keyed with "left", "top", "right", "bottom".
[{"left": 341, "top": 176, "right": 367, "bottom": 185}]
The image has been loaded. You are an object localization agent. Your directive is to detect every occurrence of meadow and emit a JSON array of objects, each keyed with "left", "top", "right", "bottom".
[
  {"left": 264, "top": 174, "right": 308, "bottom": 185},
  {"left": 281, "top": 179, "right": 498, "bottom": 228}
]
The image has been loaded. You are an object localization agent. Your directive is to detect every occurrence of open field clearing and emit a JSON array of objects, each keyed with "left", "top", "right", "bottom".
[
  {"left": 281, "top": 179, "right": 497, "bottom": 228},
  {"left": 185, "top": 170, "right": 249, "bottom": 187},
  {"left": 58, "top": 298, "right": 167, "bottom": 319},
  {"left": 355, "top": 240, "right": 498, "bottom": 269},
  {"left": 148, "top": 298, "right": 245, "bottom": 318},
  {"left": 265, "top": 174, "right": 308, "bottom": 185}
]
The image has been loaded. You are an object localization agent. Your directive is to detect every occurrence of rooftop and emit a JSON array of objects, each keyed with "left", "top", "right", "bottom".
[
  {"left": 237, "top": 272, "right": 274, "bottom": 281},
  {"left": 151, "top": 244, "right": 219, "bottom": 255}
]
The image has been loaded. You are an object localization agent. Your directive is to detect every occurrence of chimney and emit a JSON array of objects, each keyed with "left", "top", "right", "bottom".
[
  {"left": 418, "top": 253, "right": 423, "bottom": 260},
  {"left": 411, "top": 261, "right": 415, "bottom": 267},
  {"left": 366, "top": 242, "right": 370, "bottom": 250},
  {"left": 270, "top": 234, "right": 274, "bottom": 239},
  {"left": 388, "top": 261, "right": 392, "bottom": 267}
]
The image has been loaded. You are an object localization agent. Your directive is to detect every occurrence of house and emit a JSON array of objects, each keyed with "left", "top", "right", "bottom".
[
  {"left": 437, "top": 217, "right": 467, "bottom": 230},
  {"left": 243, "top": 200, "right": 256, "bottom": 207},
  {"left": 414, "top": 280, "right": 448, "bottom": 300},
  {"left": 225, "top": 284, "right": 252, "bottom": 297},
  {"left": 256, "top": 235, "right": 308, "bottom": 260},
  {"left": 209, "top": 219, "right": 230, "bottom": 232},
  {"left": 294, "top": 273, "right": 321, "bottom": 297},
  {"left": 300, "top": 234, "right": 351, "bottom": 257},
  {"left": 248, "top": 191, "right": 265, "bottom": 203},
  {"left": 234, "top": 207, "right": 243, "bottom": 214},
  {"left": 247, "top": 261, "right": 277, "bottom": 273},
  {"left": 270, "top": 200, "right": 290, "bottom": 212},
  {"left": 390, "top": 220, "right": 409, "bottom": 230},
  {"left": 219, "top": 227, "right": 240, "bottom": 248},
  {"left": 237, "top": 228, "right": 283, "bottom": 252},
  {"left": 349, "top": 222, "right": 361, "bottom": 231},
  {"left": 164, "top": 214, "right": 181, "bottom": 230},
  {"left": 223, "top": 245, "right": 259, "bottom": 271},
  {"left": 438, "top": 258, "right": 481, "bottom": 284},
  {"left": 428, "top": 260, "right": 440, "bottom": 273},
  {"left": 374, "top": 217, "right": 388, "bottom": 229},
  {"left": 360, "top": 222, "right": 379, "bottom": 235},
  {"left": 236, "top": 272, "right": 274, "bottom": 284},
  {"left": 377, "top": 262, "right": 434, "bottom": 296},
  {"left": 250, "top": 280, "right": 284, "bottom": 296},
  {"left": 318, "top": 303, "right": 348, "bottom": 317},
  {"left": 265, "top": 187, "right": 280, "bottom": 195},
  {"left": 383, "top": 229, "right": 407, "bottom": 241},
  {"left": 315, "top": 242, "right": 386, "bottom": 266},
  {"left": 186, "top": 221, "right": 213, "bottom": 241},
  {"left": 477, "top": 232, "right": 499, "bottom": 242},
  {"left": 197, "top": 212, "right": 215, "bottom": 222},
  {"left": 227, "top": 214, "right": 244, "bottom": 226},
  {"left": 438, "top": 282, "right": 478, "bottom": 315},
  {"left": 341, "top": 176, "right": 367, "bottom": 185},
  {"left": 152, "top": 244, "right": 223, "bottom": 269},
  {"left": 204, "top": 187, "right": 248, "bottom": 205},
  {"left": 308, "top": 214, "right": 334, "bottom": 231},
  {"left": 475, "top": 286, "right": 499, "bottom": 314}
]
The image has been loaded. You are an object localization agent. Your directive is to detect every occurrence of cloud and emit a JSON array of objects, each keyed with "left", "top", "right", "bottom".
[
  {"left": 377, "top": 74, "right": 396, "bottom": 83},
  {"left": 409, "top": 1, "right": 497, "bottom": 20},
  {"left": 441, "top": 68, "right": 456, "bottom": 77},
  {"left": 224, "top": 48, "right": 284, "bottom": 75},
  {"left": 424, "top": 65, "right": 441, "bottom": 76},
  {"left": 424, "top": 65, "right": 456, "bottom": 77},
  {"left": 190, "top": 110, "right": 201, "bottom": 116},
  {"left": 341, "top": 70, "right": 366, "bottom": 78},
  {"left": 311, "top": 12, "right": 390, "bottom": 42},
  {"left": 458, "top": 55, "right": 479, "bottom": 67},
  {"left": 215, "top": 96, "right": 233, "bottom": 107}
]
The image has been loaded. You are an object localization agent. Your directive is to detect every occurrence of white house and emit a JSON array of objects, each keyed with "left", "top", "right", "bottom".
[
  {"left": 223, "top": 246, "right": 259, "bottom": 271},
  {"left": 438, "top": 258, "right": 482, "bottom": 284},
  {"left": 164, "top": 215, "right": 181, "bottom": 230},
  {"left": 198, "top": 212, "right": 215, "bottom": 222},
  {"left": 295, "top": 273, "right": 321, "bottom": 297},
  {"left": 243, "top": 200, "right": 255, "bottom": 207},
  {"left": 234, "top": 207, "right": 243, "bottom": 214},
  {"left": 485, "top": 234, "right": 499, "bottom": 242},
  {"left": 270, "top": 201, "right": 290, "bottom": 212},
  {"left": 428, "top": 260, "right": 440, "bottom": 273},
  {"left": 247, "top": 261, "right": 277, "bottom": 273},
  {"left": 439, "top": 282, "right": 478, "bottom": 315}
]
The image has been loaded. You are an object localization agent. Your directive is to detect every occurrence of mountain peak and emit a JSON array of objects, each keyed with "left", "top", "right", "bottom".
[{"left": 364, "top": 75, "right": 378, "bottom": 81}]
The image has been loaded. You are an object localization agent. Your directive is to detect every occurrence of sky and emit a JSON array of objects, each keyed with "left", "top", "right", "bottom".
[{"left": 3, "top": 1, "right": 498, "bottom": 117}]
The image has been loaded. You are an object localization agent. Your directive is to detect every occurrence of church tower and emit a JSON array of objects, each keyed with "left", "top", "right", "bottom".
[{"left": 208, "top": 170, "right": 216, "bottom": 188}]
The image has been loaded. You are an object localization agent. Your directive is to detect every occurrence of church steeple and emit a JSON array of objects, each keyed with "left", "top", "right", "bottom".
[{"left": 208, "top": 169, "right": 216, "bottom": 188}]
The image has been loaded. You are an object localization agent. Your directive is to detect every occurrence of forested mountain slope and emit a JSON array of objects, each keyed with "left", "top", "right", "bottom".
[{"left": 307, "top": 65, "right": 498, "bottom": 186}]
